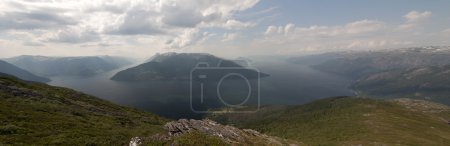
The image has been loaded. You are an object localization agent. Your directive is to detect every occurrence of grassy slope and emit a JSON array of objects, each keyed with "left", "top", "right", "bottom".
[
  {"left": 209, "top": 97, "right": 450, "bottom": 146},
  {"left": 0, "top": 75, "right": 168, "bottom": 145},
  {"left": 351, "top": 65, "right": 450, "bottom": 105},
  {"left": 0, "top": 75, "right": 299, "bottom": 146}
]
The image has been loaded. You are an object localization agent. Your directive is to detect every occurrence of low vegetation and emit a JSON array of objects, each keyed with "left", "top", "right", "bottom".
[
  {"left": 0, "top": 75, "right": 167, "bottom": 145},
  {"left": 352, "top": 65, "right": 450, "bottom": 105},
  {"left": 209, "top": 97, "right": 450, "bottom": 145}
]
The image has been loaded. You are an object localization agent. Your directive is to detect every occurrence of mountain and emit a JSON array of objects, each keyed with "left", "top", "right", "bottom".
[
  {"left": 311, "top": 46, "right": 450, "bottom": 78},
  {"left": 5, "top": 55, "right": 132, "bottom": 77},
  {"left": 0, "top": 60, "right": 50, "bottom": 83},
  {"left": 287, "top": 52, "right": 343, "bottom": 66},
  {"left": 0, "top": 74, "right": 299, "bottom": 145},
  {"left": 111, "top": 52, "right": 268, "bottom": 81},
  {"left": 351, "top": 65, "right": 450, "bottom": 105},
  {"left": 208, "top": 97, "right": 450, "bottom": 146}
]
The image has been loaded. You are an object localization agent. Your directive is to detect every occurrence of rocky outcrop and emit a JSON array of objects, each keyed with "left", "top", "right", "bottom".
[
  {"left": 391, "top": 98, "right": 450, "bottom": 113},
  {"left": 132, "top": 119, "right": 302, "bottom": 146}
]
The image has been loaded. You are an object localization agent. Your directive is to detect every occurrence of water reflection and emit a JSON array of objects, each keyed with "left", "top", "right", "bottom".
[{"left": 48, "top": 59, "right": 354, "bottom": 119}]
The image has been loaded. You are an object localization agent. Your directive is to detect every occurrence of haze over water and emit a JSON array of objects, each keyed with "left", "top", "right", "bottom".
[{"left": 48, "top": 58, "right": 354, "bottom": 119}]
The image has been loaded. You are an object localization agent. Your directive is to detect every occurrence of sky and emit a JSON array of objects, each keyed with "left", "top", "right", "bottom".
[{"left": 1, "top": 0, "right": 450, "bottom": 59}]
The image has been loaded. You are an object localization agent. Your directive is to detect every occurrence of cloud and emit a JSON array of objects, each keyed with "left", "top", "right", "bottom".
[
  {"left": 222, "top": 19, "right": 255, "bottom": 30},
  {"left": 399, "top": 11, "right": 432, "bottom": 30},
  {"left": 254, "top": 16, "right": 443, "bottom": 55},
  {"left": 265, "top": 23, "right": 296, "bottom": 36},
  {"left": 107, "top": 9, "right": 165, "bottom": 35},
  {"left": 2, "top": 1, "right": 448, "bottom": 58},
  {"left": 264, "top": 26, "right": 278, "bottom": 35},
  {"left": 222, "top": 33, "right": 239, "bottom": 42},
  {"left": 284, "top": 23, "right": 295, "bottom": 34},
  {"left": 165, "top": 29, "right": 213, "bottom": 49},
  {"left": 23, "top": 41, "right": 45, "bottom": 47},
  {"left": 160, "top": 2, "right": 205, "bottom": 28},
  {"left": 0, "top": 0, "right": 259, "bottom": 48},
  {"left": 0, "top": 11, "right": 76, "bottom": 30},
  {"left": 404, "top": 11, "right": 432, "bottom": 22},
  {"left": 265, "top": 20, "right": 385, "bottom": 37},
  {"left": 44, "top": 28, "right": 100, "bottom": 43}
]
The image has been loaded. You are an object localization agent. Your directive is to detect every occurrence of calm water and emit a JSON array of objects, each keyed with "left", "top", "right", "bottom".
[{"left": 48, "top": 59, "right": 354, "bottom": 119}]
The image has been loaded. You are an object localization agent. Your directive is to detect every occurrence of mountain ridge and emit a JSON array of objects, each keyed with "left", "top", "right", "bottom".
[
  {"left": 5, "top": 55, "right": 132, "bottom": 77},
  {"left": 0, "top": 60, "right": 50, "bottom": 83},
  {"left": 112, "top": 52, "right": 268, "bottom": 81}
]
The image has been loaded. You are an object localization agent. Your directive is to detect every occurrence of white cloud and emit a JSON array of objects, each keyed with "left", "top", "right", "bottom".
[
  {"left": 165, "top": 29, "right": 213, "bottom": 49},
  {"left": 265, "top": 20, "right": 385, "bottom": 38},
  {"left": 284, "top": 23, "right": 295, "bottom": 34},
  {"left": 344, "top": 20, "right": 385, "bottom": 34},
  {"left": 399, "top": 11, "right": 432, "bottom": 30},
  {"left": 264, "top": 25, "right": 278, "bottom": 35},
  {"left": 0, "top": 0, "right": 259, "bottom": 48},
  {"left": 222, "top": 19, "right": 255, "bottom": 30},
  {"left": 254, "top": 12, "right": 449, "bottom": 55},
  {"left": 1, "top": 1, "right": 449, "bottom": 58},
  {"left": 44, "top": 28, "right": 100, "bottom": 43},
  {"left": 222, "top": 33, "right": 239, "bottom": 42},
  {"left": 404, "top": 11, "right": 432, "bottom": 22}
]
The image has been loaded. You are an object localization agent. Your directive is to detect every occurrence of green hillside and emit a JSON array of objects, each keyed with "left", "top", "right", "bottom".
[
  {"left": 351, "top": 65, "right": 450, "bottom": 105},
  {"left": 0, "top": 74, "right": 299, "bottom": 146},
  {"left": 209, "top": 97, "right": 450, "bottom": 146},
  {"left": 0, "top": 74, "right": 167, "bottom": 145}
]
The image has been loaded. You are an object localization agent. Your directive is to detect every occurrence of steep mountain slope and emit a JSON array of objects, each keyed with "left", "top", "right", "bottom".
[
  {"left": 112, "top": 52, "right": 267, "bottom": 81},
  {"left": 0, "top": 60, "right": 50, "bottom": 83},
  {"left": 312, "top": 46, "right": 450, "bottom": 78},
  {"left": 351, "top": 65, "right": 450, "bottom": 105},
  {"left": 209, "top": 97, "right": 450, "bottom": 146},
  {"left": 5, "top": 55, "right": 131, "bottom": 77}
]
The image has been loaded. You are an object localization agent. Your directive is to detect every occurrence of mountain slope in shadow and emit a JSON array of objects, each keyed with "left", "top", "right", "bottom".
[{"left": 0, "top": 60, "right": 50, "bottom": 83}]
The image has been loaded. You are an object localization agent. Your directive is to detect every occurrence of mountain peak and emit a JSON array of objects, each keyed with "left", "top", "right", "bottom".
[
  {"left": 146, "top": 52, "right": 216, "bottom": 63},
  {"left": 112, "top": 52, "right": 266, "bottom": 81}
]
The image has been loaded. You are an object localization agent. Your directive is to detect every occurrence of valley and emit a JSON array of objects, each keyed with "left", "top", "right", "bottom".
[
  {"left": 2, "top": 1, "right": 450, "bottom": 145},
  {"left": 1, "top": 47, "right": 450, "bottom": 145}
]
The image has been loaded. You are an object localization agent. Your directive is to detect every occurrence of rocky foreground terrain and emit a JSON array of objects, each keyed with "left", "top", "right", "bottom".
[{"left": 130, "top": 119, "right": 302, "bottom": 146}]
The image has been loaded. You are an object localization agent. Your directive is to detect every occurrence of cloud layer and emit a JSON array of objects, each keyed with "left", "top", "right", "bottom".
[
  {"left": 0, "top": 0, "right": 258, "bottom": 48},
  {"left": 1, "top": 0, "right": 450, "bottom": 58}
]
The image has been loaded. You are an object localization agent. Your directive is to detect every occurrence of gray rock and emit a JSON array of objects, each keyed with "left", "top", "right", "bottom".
[{"left": 162, "top": 119, "right": 300, "bottom": 145}]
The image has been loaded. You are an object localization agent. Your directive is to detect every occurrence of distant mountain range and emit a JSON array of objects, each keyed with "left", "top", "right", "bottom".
[
  {"left": 5, "top": 55, "right": 132, "bottom": 77},
  {"left": 112, "top": 52, "right": 268, "bottom": 81},
  {"left": 352, "top": 65, "right": 450, "bottom": 105},
  {"left": 0, "top": 60, "right": 50, "bottom": 82},
  {"left": 289, "top": 46, "right": 450, "bottom": 105},
  {"left": 310, "top": 46, "right": 450, "bottom": 78}
]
